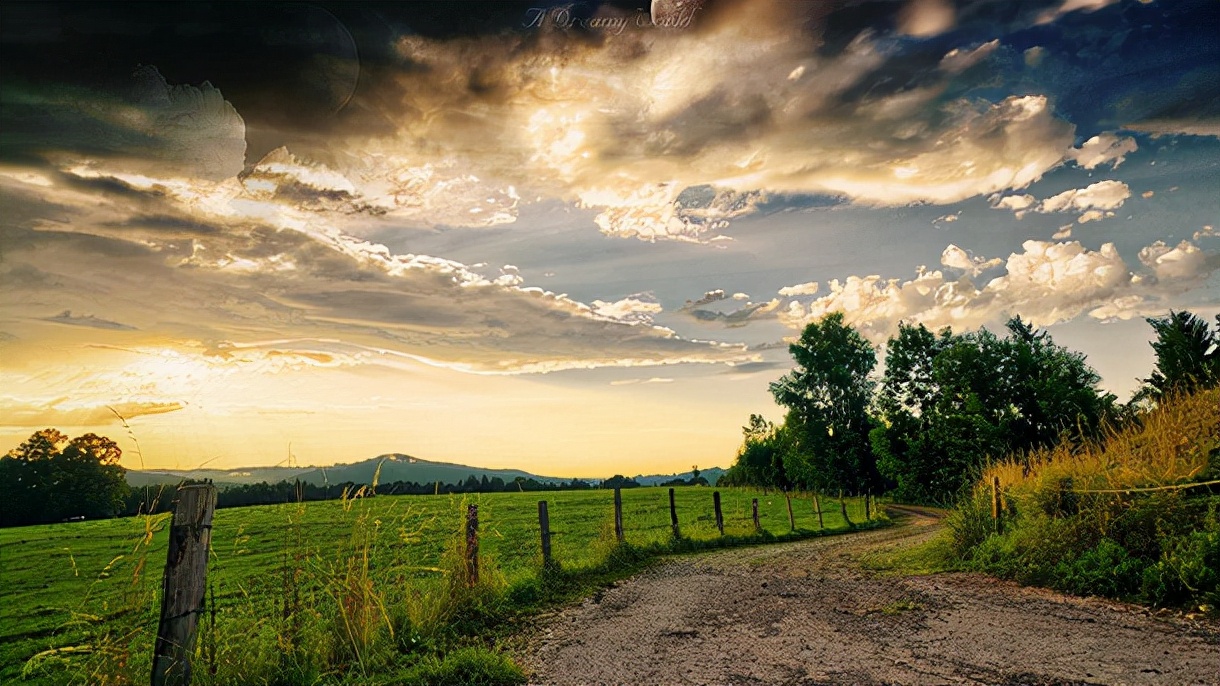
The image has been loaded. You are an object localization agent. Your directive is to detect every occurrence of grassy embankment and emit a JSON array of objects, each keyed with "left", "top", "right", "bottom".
[
  {"left": 0, "top": 486, "right": 880, "bottom": 685},
  {"left": 880, "top": 388, "right": 1219, "bottom": 614}
]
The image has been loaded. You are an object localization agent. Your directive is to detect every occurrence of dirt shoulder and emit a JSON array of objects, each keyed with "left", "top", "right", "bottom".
[{"left": 518, "top": 507, "right": 1220, "bottom": 685}]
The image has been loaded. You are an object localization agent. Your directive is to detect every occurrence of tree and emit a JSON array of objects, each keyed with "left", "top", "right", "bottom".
[
  {"left": 871, "top": 322, "right": 958, "bottom": 502},
  {"left": 0, "top": 429, "right": 130, "bottom": 526},
  {"left": 769, "top": 312, "right": 879, "bottom": 493},
  {"left": 873, "top": 317, "right": 1114, "bottom": 503},
  {"left": 1139, "top": 310, "right": 1220, "bottom": 401},
  {"left": 723, "top": 416, "right": 792, "bottom": 489}
]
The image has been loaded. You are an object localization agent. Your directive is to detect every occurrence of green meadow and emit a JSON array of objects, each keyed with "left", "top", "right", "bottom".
[{"left": 0, "top": 486, "right": 874, "bottom": 685}]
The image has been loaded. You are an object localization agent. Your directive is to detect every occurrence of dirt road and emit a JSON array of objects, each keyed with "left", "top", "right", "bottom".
[{"left": 521, "top": 506, "right": 1220, "bottom": 685}]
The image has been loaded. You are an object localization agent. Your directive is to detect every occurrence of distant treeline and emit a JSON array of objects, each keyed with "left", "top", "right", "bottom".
[{"left": 122, "top": 473, "right": 661, "bottom": 516}]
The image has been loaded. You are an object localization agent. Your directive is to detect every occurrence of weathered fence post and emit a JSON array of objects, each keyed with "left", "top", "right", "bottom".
[
  {"left": 865, "top": 491, "right": 871, "bottom": 521},
  {"left": 669, "top": 488, "right": 680, "bottom": 539},
  {"left": 752, "top": 498, "right": 761, "bottom": 532},
  {"left": 813, "top": 493, "right": 823, "bottom": 529},
  {"left": 465, "top": 504, "right": 479, "bottom": 586},
  {"left": 992, "top": 476, "right": 1003, "bottom": 534},
  {"left": 713, "top": 491, "right": 724, "bottom": 535},
  {"left": 785, "top": 493, "right": 795, "bottom": 532},
  {"left": 613, "top": 487, "right": 624, "bottom": 542},
  {"left": 151, "top": 483, "right": 217, "bottom": 686},
  {"left": 839, "top": 490, "right": 852, "bottom": 527},
  {"left": 538, "top": 500, "right": 552, "bottom": 566}
]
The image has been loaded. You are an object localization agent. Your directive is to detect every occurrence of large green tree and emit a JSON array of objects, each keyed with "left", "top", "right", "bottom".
[
  {"left": 0, "top": 429, "right": 130, "bottom": 526},
  {"left": 872, "top": 317, "right": 1114, "bottom": 503},
  {"left": 769, "top": 312, "right": 880, "bottom": 493},
  {"left": 1139, "top": 310, "right": 1220, "bottom": 401},
  {"left": 870, "top": 322, "right": 959, "bottom": 502}
]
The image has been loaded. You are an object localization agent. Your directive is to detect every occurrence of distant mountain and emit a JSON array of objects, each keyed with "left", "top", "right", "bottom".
[
  {"left": 632, "top": 467, "right": 726, "bottom": 486},
  {"left": 126, "top": 466, "right": 315, "bottom": 487},
  {"left": 293, "top": 454, "right": 570, "bottom": 487},
  {"left": 125, "top": 455, "right": 570, "bottom": 488},
  {"left": 125, "top": 455, "right": 725, "bottom": 489}
]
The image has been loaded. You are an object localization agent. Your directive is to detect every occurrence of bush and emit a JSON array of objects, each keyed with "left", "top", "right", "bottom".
[
  {"left": 393, "top": 646, "right": 525, "bottom": 686},
  {"left": 1052, "top": 539, "right": 1144, "bottom": 598},
  {"left": 1142, "top": 529, "right": 1220, "bottom": 608}
]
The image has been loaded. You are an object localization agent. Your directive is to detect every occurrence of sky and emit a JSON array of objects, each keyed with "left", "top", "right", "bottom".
[{"left": 1, "top": 0, "right": 1217, "bottom": 477}]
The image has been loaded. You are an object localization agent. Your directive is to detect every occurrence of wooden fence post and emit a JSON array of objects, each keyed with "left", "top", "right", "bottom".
[
  {"left": 813, "top": 493, "right": 823, "bottom": 529},
  {"left": 713, "top": 491, "right": 724, "bottom": 535},
  {"left": 752, "top": 498, "right": 761, "bottom": 533},
  {"left": 992, "top": 476, "right": 1003, "bottom": 534},
  {"left": 151, "top": 484, "right": 217, "bottom": 686},
  {"left": 669, "top": 488, "right": 680, "bottom": 539},
  {"left": 839, "top": 490, "right": 852, "bottom": 528},
  {"left": 785, "top": 493, "right": 795, "bottom": 532},
  {"left": 538, "top": 501, "right": 552, "bottom": 566},
  {"left": 865, "top": 492, "right": 871, "bottom": 521},
  {"left": 613, "top": 488, "right": 624, "bottom": 542},
  {"left": 465, "top": 504, "right": 479, "bottom": 586}
]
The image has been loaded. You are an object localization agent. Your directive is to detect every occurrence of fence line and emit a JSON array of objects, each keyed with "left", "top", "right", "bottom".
[{"left": 139, "top": 485, "right": 876, "bottom": 684}]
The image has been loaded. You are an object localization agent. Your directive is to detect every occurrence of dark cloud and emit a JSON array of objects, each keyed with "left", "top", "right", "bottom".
[{"left": 42, "top": 310, "right": 137, "bottom": 331}]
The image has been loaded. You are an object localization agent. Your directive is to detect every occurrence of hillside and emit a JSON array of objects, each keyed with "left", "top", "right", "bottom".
[
  {"left": 633, "top": 467, "right": 725, "bottom": 486},
  {"left": 294, "top": 454, "right": 570, "bottom": 487},
  {"left": 125, "top": 455, "right": 727, "bottom": 489},
  {"left": 125, "top": 455, "right": 569, "bottom": 488}
]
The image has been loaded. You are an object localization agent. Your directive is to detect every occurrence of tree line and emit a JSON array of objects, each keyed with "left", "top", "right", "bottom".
[
  {"left": 123, "top": 473, "right": 626, "bottom": 516},
  {"left": 720, "top": 310, "right": 1220, "bottom": 504},
  {"left": 0, "top": 432, "right": 652, "bottom": 526}
]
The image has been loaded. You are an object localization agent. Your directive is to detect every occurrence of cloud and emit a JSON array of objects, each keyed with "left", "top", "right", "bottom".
[
  {"left": 194, "top": 5, "right": 1077, "bottom": 241},
  {"left": 778, "top": 282, "right": 819, "bottom": 297},
  {"left": 42, "top": 310, "right": 137, "bottom": 331},
  {"left": 940, "top": 245, "right": 1002, "bottom": 276},
  {"left": 2, "top": 65, "right": 245, "bottom": 180},
  {"left": 1037, "top": 180, "right": 1130, "bottom": 213},
  {"left": 609, "top": 377, "right": 674, "bottom": 386},
  {"left": 938, "top": 40, "right": 999, "bottom": 74},
  {"left": 590, "top": 294, "right": 664, "bottom": 325},
  {"left": 684, "top": 290, "right": 728, "bottom": 308},
  {"left": 0, "top": 178, "right": 754, "bottom": 375},
  {"left": 899, "top": 0, "right": 956, "bottom": 37},
  {"left": 0, "top": 398, "right": 186, "bottom": 428},
  {"left": 1067, "top": 133, "right": 1138, "bottom": 170},
  {"left": 1036, "top": 0, "right": 1121, "bottom": 25},
  {"left": 1138, "top": 240, "right": 1208, "bottom": 282},
  {"left": 991, "top": 180, "right": 1130, "bottom": 222},
  {"left": 777, "top": 238, "right": 1218, "bottom": 340}
]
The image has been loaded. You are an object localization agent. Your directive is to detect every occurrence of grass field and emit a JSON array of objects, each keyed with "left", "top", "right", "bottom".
[{"left": 0, "top": 486, "right": 874, "bottom": 685}]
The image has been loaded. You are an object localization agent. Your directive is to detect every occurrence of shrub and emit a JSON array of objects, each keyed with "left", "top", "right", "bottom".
[
  {"left": 1142, "top": 529, "right": 1220, "bottom": 608},
  {"left": 393, "top": 646, "right": 526, "bottom": 686},
  {"left": 1052, "top": 539, "right": 1144, "bottom": 598}
]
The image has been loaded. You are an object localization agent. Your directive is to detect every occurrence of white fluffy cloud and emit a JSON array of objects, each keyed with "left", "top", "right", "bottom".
[
  {"left": 994, "top": 179, "right": 1132, "bottom": 221},
  {"left": 1067, "top": 133, "right": 1138, "bottom": 170},
  {"left": 777, "top": 238, "right": 1217, "bottom": 340},
  {"left": 940, "top": 244, "right": 1002, "bottom": 276},
  {"left": 1037, "top": 180, "right": 1130, "bottom": 213}
]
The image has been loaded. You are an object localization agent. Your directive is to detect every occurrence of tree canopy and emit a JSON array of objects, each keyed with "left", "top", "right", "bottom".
[
  {"left": 1139, "top": 310, "right": 1220, "bottom": 401},
  {"left": 768, "top": 312, "right": 881, "bottom": 494},
  {"left": 0, "top": 429, "right": 130, "bottom": 526},
  {"left": 727, "top": 309, "right": 1153, "bottom": 504}
]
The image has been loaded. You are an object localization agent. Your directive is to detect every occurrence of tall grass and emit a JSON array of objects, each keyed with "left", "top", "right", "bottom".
[
  {"left": 11, "top": 489, "right": 881, "bottom": 685},
  {"left": 945, "top": 388, "right": 1220, "bottom": 612}
]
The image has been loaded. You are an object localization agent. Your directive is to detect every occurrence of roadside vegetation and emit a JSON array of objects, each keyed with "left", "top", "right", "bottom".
[
  {"left": 725, "top": 308, "right": 1219, "bottom": 612},
  {"left": 949, "top": 387, "right": 1218, "bottom": 612},
  {"left": 0, "top": 486, "right": 877, "bottom": 685}
]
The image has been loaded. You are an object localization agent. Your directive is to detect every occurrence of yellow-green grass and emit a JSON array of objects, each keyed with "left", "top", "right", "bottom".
[{"left": 1, "top": 486, "right": 872, "bottom": 684}]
